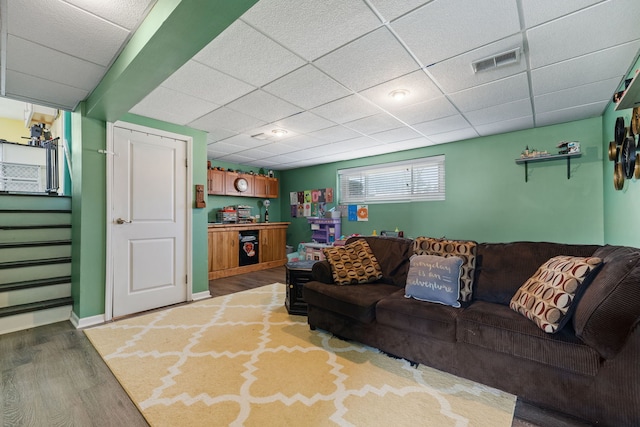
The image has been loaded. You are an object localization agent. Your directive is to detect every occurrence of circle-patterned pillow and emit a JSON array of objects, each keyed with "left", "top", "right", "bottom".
[{"left": 323, "top": 240, "right": 383, "bottom": 285}]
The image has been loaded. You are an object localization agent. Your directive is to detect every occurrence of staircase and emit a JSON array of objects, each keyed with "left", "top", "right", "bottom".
[{"left": 0, "top": 194, "right": 72, "bottom": 335}]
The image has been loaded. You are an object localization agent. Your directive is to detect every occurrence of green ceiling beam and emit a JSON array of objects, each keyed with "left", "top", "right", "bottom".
[{"left": 85, "top": 0, "right": 258, "bottom": 122}]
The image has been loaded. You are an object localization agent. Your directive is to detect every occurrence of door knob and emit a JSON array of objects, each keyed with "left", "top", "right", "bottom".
[{"left": 116, "top": 218, "right": 132, "bottom": 224}]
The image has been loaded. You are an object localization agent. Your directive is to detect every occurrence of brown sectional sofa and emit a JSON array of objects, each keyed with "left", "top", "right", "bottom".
[{"left": 303, "top": 236, "right": 640, "bottom": 426}]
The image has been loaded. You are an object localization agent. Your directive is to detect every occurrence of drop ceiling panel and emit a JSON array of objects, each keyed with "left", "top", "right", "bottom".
[
  {"left": 273, "top": 111, "right": 336, "bottom": 134},
  {"left": 531, "top": 41, "right": 640, "bottom": 96},
  {"left": 475, "top": 116, "right": 534, "bottom": 137},
  {"left": 371, "top": 126, "right": 422, "bottom": 143},
  {"left": 241, "top": 0, "right": 381, "bottom": 61},
  {"left": 392, "top": 0, "right": 520, "bottom": 65},
  {"left": 280, "top": 135, "right": 332, "bottom": 150},
  {"left": 427, "top": 35, "right": 526, "bottom": 93},
  {"left": 314, "top": 27, "right": 419, "bottom": 92},
  {"left": 188, "top": 107, "right": 266, "bottom": 133},
  {"left": 310, "top": 95, "right": 382, "bottom": 123},
  {"left": 367, "top": 0, "right": 433, "bottom": 22},
  {"left": 7, "top": 36, "right": 106, "bottom": 92},
  {"left": 448, "top": 73, "right": 530, "bottom": 112},
  {"left": 207, "top": 129, "right": 238, "bottom": 144},
  {"left": 217, "top": 134, "right": 267, "bottom": 151},
  {"left": 393, "top": 96, "right": 458, "bottom": 125},
  {"left": 225, "top": 90, "right": 301, "bottom": 123},
  {"left": 358, "top": 70, "right": 441, "bottom": 112},
  {"left": 7, "top": 0, "right": 130, "bottom": 67},
  {"left": 162, "top": 60, "right": 255, "bottom": 106},
  {"left": 207, "top": 142, "right": 243, "bottom": 155},
  {"left": 535, "top": 78, "right": 619, "bottom": 115},
  {"left": 465, "top": 99, "right": 533, "bottom": 126},
  {"left": 218, "top": 153, "right": 257, "bottom": 164},
  {"left": 130, "top": 87, "right": 219, "bottom": 125},
  {"left": 194, "top": 20, "right": 306, "bottom": 87},
  {"left": 527, "top": 0, "right": 640, "bottom": 69},
  {"left": 5, "top": 70, "right": 88, "bottom": 110},
  {"left": 344, "top": 113, "right": 404, "bottom": 134},
  {"left": 64, "top": 0, "right": 156, "bottom": 30},
  {"left": 308, "top": 126, "right": 363, "bottom": 143},
  {"left": 413, "top": 115, "right": 470, "bottom": 136},
  {"left": 521, "top": 0, "right": 603, "bottom": 27},
  {"left": 386, "top": 137, "right": 434, "bottom": 152},
  {"left": 263, "top": 65, "right": 351, "bottom": 109},
  {"left": 535, "top": 101, "right": 608, "bottom": 127},
  {"left": 428, "top": 127, "right": 479, "bottom": 144}
]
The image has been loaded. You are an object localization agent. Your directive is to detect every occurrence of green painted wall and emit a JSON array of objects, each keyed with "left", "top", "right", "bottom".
[
  {"left": 281, "top": 117, "right": 604, "bottom": 248},
  {"left": 206, "top": 159, "right": 282, "bottom": 224},
  {"left": 602, "top": 56, "right": 640, "bottom": 247}
]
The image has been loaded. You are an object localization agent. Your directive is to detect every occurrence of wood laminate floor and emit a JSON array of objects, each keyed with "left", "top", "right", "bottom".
[{"left": 0, "top": 267, "right": 590, "bottom": 427}]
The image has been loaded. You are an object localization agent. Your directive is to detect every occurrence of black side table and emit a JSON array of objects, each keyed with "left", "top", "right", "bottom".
[{"left": 285, "top": 260, "right": 317, "bottom": 315}]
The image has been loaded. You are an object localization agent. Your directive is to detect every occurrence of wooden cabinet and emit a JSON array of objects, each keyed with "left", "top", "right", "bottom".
[
  {"left": 224, "top": 171, "right": 254, "bottom": 196},
  {"left": 208, "top": 222, "right": 290, "bottom": 280},
  {"left": 207, "top": 169, "right": 225, "bottom": 195},
  {"left": 254, "top": 175, "right": 279, "bottom": 199}
]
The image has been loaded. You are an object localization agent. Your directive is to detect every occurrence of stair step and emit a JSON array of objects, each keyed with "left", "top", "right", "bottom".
[
  {"left": 0, "top": 276, "right": 71, "bottom": 293},
  {"left": 0, "top": 240, "right": 71, "bottom": 249},
  {"left": 0, "top": 297, "right": 73, "bottom": 318},
  {"left": 0, "top": 257, "right": 71, "bottom": 270}
]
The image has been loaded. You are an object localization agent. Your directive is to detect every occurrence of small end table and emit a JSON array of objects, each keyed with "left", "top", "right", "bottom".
[{"left": 285, "top": 260, "right": 317, "bottom": 315}]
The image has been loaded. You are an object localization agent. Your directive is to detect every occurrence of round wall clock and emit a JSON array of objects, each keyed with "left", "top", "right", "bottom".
[
  {"left": 234, "top": 177, "right": 248, "bottom": 192},
  {"left": 620, "top": 137, "right": 636, "bottom": 179}
]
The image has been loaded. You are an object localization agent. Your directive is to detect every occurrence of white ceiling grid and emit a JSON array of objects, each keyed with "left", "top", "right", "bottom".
[{"left": 1, "top": 0, "right": 639, "bottom": 170}]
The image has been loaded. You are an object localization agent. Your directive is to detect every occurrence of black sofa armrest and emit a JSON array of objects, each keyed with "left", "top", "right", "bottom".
[{"left": 312, "top": 260, "right": 334, "bottom": 283}]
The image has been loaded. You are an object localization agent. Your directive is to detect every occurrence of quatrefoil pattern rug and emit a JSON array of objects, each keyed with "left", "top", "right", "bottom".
[{"left": 85, "top": 283, "right": 515, "bottom": 426}]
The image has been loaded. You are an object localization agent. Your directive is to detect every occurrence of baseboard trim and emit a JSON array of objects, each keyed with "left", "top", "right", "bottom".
[
  {"left": 192, "top": 290, "right": 211, "bottom": 301},
  {"left": 0, "top": 305, "right": 71, "bottom": 335},
  {"left": 71, "top": 312, "right": 105, "bottom": 329}
]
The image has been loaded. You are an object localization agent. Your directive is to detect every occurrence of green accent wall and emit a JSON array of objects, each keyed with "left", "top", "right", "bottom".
[
  {"left": 281, "top": 117, "right": 605, "bottom": 248},
  {"left": 602, "top": 56, "right": 640, "bottom": 247}
]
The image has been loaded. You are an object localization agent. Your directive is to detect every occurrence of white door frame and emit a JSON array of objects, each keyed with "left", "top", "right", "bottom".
[{"left": 105, "top": 121, "right": 193, "bottom": 321}]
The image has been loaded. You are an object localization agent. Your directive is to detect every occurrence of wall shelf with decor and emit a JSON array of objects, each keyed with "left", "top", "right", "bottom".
[
  {"left": 515, "top": 152, "right": 581, "bottom": 182},
  {"left": 614, "top": 71, "right": 640, "bottom": 111}
]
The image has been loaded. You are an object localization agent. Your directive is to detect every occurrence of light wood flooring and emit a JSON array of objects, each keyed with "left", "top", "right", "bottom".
[{"left": 0, "top": 266, "right": 590, "bottom": 427}]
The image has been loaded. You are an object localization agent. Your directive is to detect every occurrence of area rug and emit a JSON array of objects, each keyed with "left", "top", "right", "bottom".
[{"left": 85, "top": 283, "right": 516, "bottom": 426}]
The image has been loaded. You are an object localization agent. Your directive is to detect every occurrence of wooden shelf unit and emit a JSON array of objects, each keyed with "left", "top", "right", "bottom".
[{"left": 207, "top": 169, "right": 279, "bottom": 198}]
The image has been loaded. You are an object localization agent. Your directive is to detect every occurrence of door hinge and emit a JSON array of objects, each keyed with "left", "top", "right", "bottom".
[
  {"left": 185, "top": 275, "right": 188, "bottom": 284},
  {"left": 185, "top": 158, "right": 188, "bottom": 168}
]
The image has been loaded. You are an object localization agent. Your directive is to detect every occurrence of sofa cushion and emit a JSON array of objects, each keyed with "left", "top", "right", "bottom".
[
  {"left": 457, "top": 301, "right": 601, "bottom": 376},
  {"left": 346, "top": 236, "right": 413, "bottom": 286},
  {"left": 510, "top": 256, "right": 603, "bottom": 333},
  {"left": 376, "top": 289, "right": 460, "bottom": 342},
  {"left": 323, "top": 240, "right": 383, "bottom": 285},
  {"left": 303, "top": 281, "right": 399, "bottom": 323},
  {"left": 474, "top": 242, "right": 600, "bottom": 305},
  {"left": 413, "top": 237, "right": 477, "bottom": 302},
  {"left": 404, "top": 254, "right": 463, "bottom": 307},
  {"left": 573, "top": 245, "right": 640, "bottom": 359}
]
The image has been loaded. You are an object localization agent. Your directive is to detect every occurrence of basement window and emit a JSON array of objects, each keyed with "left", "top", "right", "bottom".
[{"left": 338, "top": 155, "right": 445, "bottom": 204}]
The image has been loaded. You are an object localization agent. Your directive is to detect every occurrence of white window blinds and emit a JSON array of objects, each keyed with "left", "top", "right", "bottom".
[{"left": 338, "top": 155, "right": 445, "bottom": 204}]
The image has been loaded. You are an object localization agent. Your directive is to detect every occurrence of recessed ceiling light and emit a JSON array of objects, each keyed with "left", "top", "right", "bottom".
[
  {"left": 271, "top": 129, "right": 288, "bottom": 137},
  {"left": 389, "top": 89, "right": 409, "bottom": 101}
]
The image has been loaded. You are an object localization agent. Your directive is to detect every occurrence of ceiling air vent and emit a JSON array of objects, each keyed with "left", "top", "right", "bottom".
[{"left": 472, "top": 48, "right": 520, "bottom": 73}]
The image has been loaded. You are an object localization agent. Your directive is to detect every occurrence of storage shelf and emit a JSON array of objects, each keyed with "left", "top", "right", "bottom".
[
  {"left": 615, "top": 71, "right": 640, "bottom": 111},
  {"left": 515, "top": 152, "right": 581, "bottom": 182}
]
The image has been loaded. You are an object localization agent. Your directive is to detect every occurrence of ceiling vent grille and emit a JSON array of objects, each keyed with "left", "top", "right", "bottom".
[{"left": 472, "top": 48, "right": 520, "bottom": 73}]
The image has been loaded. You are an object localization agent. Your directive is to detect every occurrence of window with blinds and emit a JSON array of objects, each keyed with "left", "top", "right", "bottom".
[{"left": 338, "top": 155, "right": 445, "bottom": 203}]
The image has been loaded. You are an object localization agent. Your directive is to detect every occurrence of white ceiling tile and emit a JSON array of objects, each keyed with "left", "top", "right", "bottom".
[
  {"left": 308, "top": 125, "right": 363, "bottom": 142},
  {"left": 273, "top": 111, "right": 336, "bottom": 134},
  {"left": 448, "top": 73, "right": 530, "bottom": 112},
  {"left": 218, "top": 134, "right": 268, "bottom": 151},
  {"left": 226, "top": 90, "right": 301, "bottom": 123},
  {"left": 245, "top": 124, "right": 299, "bottom": 142},
  {"left": 465, "top": 99, "right": 533, "bottom": 126},
  {"left": 392, "top": 0, "right": 520, "bottom": 65},
  {"left": 428, "top": 128, "right": 479, "bottom": 144},
  {"left": 188, "top": 107, "right": 266, "bottom": 133},
  {"left": 358, "top": 70, "right": 442, "bottom": 112},
  {"left": 241, "top": 0, "right": 381, "bottom": 61},
  {"left": 427, "top": 34, "right": 526, "bottom": 93},
  {"left": 371, "top": 127, "right": 422, "bottom": 143},
  {"left": 475, "top": 116, "right": 535, "bottom": 137},
  {"left": 527, "top": 0, "right": 640, "bottom": 69},
  {"left": 207, "top": 141, "right": 243, "bottom": 155},
  {"left": 311, "top": 95, "right": 382, "bottom": 123},
  {"left": 386, "top": 137, "right": 435, "bottom": 151},
  {"left": 63, "top": 0, "right": 156, "bottom": 30},
  {"left": 339, "top": 136, "right": 387, "bottom": 151},
  {"left": 534, "top": 77, "right": 620, "bottom": 114},
  {"left": 7, "top": 0, "right": 129, "bottom": 67},
  {"left": 314, "top": 27, "right": 419, "bottom": 92},
  {"left": 412, "top": 115, "right": 470, "bottom": 136},
  {"left": 521, "top": 0, "right": 603, "bottom": 27},
  {"left": 207, "top": 129, "right": 238, "bottom": 144},
  {"left": 194, "top": 20, "right": 306, "bottom": 87},
  {"left": 367, "top": 0, "right": 433, "bottom": 22},
  {"left": 7, "top": 36, "right": 106, "bottom": 91},
  {"left": 218, "top": 153, "right": 258, "bottom": 164},
  {"left": 130, "top": 86, "right": 218, "bottom": 125},
  {"left": 531, "top": 41, "right": 640, "bottom": 96},
  {"left": 162, "top": 60, "right": 255, "bottom": 105},
  {"left": 393, "top": 96, "right": 458, "bottom": 125},
  {"left": 281, "top": 135, "right": 330, "bottom": 150},
  {"left": 5, "top": 70, "right": 88, "bottom": 110},
  {"left": 263, "top": 65, "right": 351, "bottom": 109},
  {"left": 535, "top": 101, "right": 609, "bottom": 127},
  {"left": 344, "top": 113, "right": 404, "bottom": 134}
]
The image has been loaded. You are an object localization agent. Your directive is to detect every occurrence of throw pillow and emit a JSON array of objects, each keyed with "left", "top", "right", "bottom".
[
  {"left": 323, "top": 240, "right": 383, "bottom": 285},
  {"left": 509, "top": 255, "right": 603, "bottom": 333},
  {"left": 404, "top": 254, "right": 463, "bottom": 307},
  {"left": 413, "top": 237, "right": 477, "bottom": 302}
]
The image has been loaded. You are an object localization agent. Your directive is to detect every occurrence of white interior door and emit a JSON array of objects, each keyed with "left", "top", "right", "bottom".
[{"left": 111, "top": 126, "right": 187, "bottom": 317}]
